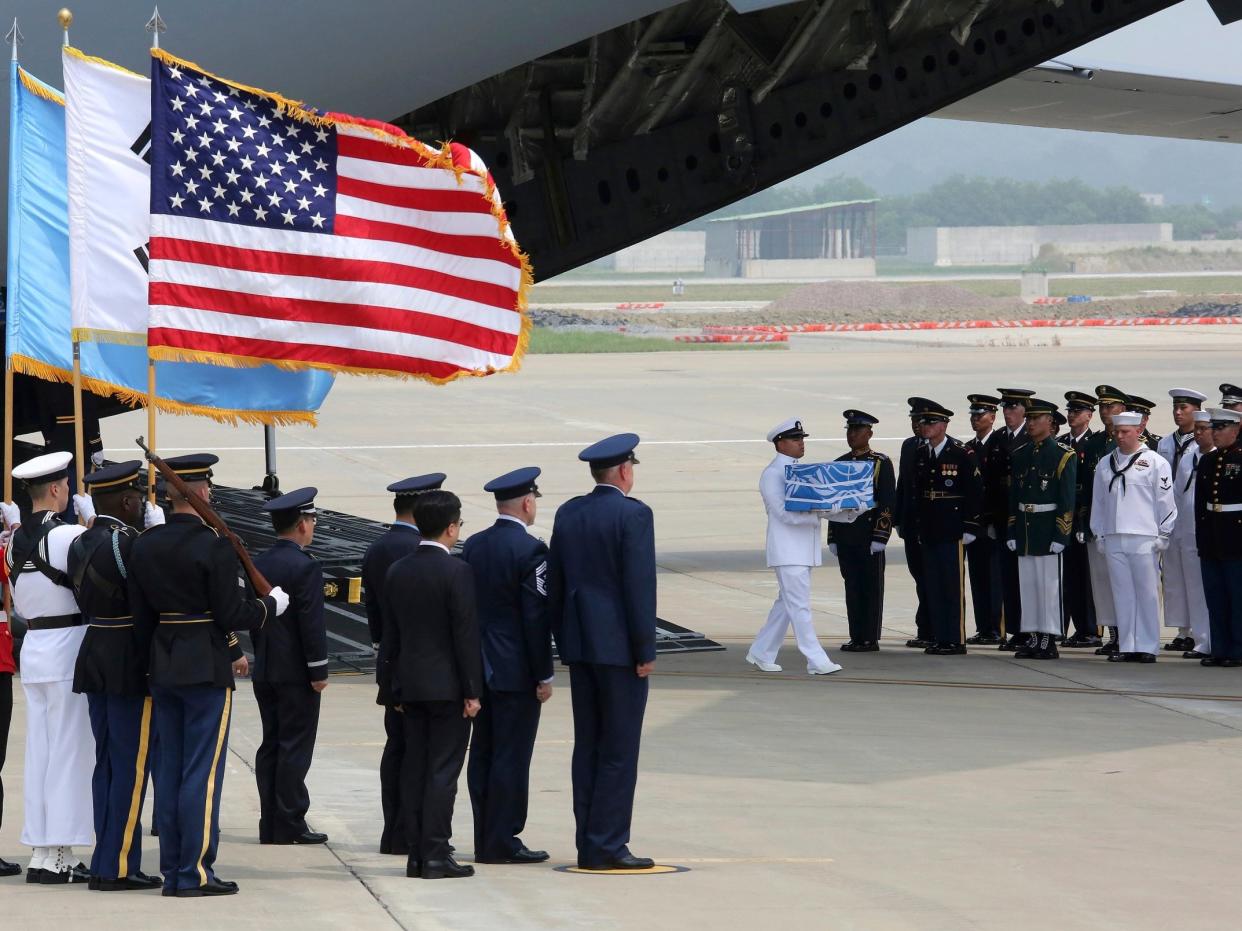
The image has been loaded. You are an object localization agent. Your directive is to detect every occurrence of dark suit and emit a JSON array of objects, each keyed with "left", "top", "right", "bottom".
[
  {"left": 462, "top": 517, "right": 552, "bottom": 859},
  {"left": 383, "top": 544, "right": 483, "bottom": 862},
  {"left": 251, "top": 539, "right": 328, "bottom": 843},
  {"left": 1058, "top": 428, "right": 1097, "bottom": 639},
  {"left": 548, "top": 485, "right": 657, "bottom": 868},
  {"left": 986, "top": 426, "right": 1027, "bottom": 637},
  {"left": 964, "top": 432, "right": 1004, "bottom": 637},
  {"left": 894, "top": 435, "right": 930, "bottom": 640},
  {"left": 826, "top": 451, "right": 894, "bottom": 643},
  {"left": 361, "top": 521, "right": 421, "bottom": 853}
]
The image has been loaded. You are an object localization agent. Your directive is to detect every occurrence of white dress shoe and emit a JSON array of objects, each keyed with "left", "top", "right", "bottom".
[
  {"left": 808, "top": 662, "right": 843, "bottom": 676},
  {"left": 745, "top": 652, "right": 782, "bottom": 672}
]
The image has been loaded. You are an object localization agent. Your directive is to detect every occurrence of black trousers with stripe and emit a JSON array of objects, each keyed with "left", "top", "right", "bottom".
[
  {"left": 902, "top": 537, "right": 932, "bottom": 640},
  {"left": 87, "top": 693, "right": 154, "bottom": 880},
  {"left": 923, "top": 540, "right": 966, "bottom": 646}
]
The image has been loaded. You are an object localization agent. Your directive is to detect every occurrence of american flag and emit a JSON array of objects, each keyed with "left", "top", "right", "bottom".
[{"left": 147, "top": 54, "right": 528, "bottom": 381}]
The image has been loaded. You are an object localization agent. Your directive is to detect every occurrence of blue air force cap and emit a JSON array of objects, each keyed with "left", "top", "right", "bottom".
[
  {"left": 162, "top": 453, "right": 219, "bottom": 482},
  {"left": 843, "top": 410, "right": 879, "bottom": 427},
  {"left": 387, "top": 473, "right": 446, "bottom": 497},
  {"left": 484, "top": 467, "right": 542, "bottom": 500},
  {"left": 82, "top": 460, "right": 143, "bottom": 492},
  {"left": 262, "top": 486, "right": 318, "bottom": 517},
  {"left": 578, "top": 433, "right": 640, "bottom": 468}
]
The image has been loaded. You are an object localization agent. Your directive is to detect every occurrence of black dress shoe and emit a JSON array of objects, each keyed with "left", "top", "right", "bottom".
[
  {"left": 176, "top": 879, "right": 239, "bottom": 897},
  {"left": 0, "top": 858, "right": 21, "bottom": 878},
  {"left": 1183, "top": 650, "right": 1209, "bottom": 660},
  {"left": 1163, "top": 637, "right": 1188, "bottom": 652},
  {"left": 275, "top": 831, "right": 328, "bottom": 845},
  {"left": 477, "top": 847, "right": 550, "bottom": 865},
  {"left": 1200, "top": 656, "right": 1225, "bottom": 667},
  {"left": 924, "top": 643, "right": 966, "bottom": 656},
  {"left": 840, "top": 640, "right": 878, "bottom": 653},
  {"left": 1031, "top": 644, "right": 1060, "bottom": 660},
  {"left": 97, "top": 871, "right": 163, "bottom": 891},
  {"left": 405, "top": 859, "right": 421, "bottom": 878},
  {"left": 422, "top": 857, "right": 474, "bottom": 879},
  {"left": 26, "top": 868, "right": 46, "bottom": 884},
  {"left": 965, "top": 632, "right": 1001, "bottom": 645},
  {"left": 997, "top": 638, "right": 1015, "bottom": 652},
  {"left": 1136, "top": 653, "right": 1156, "bottom": 664},
  {"left": 1222, "top": 659, "right": 1242, "bottom": 667},
  {"left": 1062, "top": 634, "right": 1102, "bottom": 648},
  {"left": 1095, "top": 642, "right": 1119, "bottom": 656},
  {"left": 41, "top": 862, "right": 91, "bottom": 884},
  {"left": 582, "top": 854, "right": 656, "bottom": 871},
  {"left": 905, "top": 638, "right": 932, "bottom": 649}
]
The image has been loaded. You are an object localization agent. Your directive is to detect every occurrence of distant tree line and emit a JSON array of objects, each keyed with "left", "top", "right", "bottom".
[{"left": 689, "top": 175, "right": 1242, "bottom": 252}]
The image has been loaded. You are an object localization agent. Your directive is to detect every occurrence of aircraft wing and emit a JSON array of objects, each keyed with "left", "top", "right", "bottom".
[{"left": 935, "top": 63, "right": 1242, "bottom": 144}]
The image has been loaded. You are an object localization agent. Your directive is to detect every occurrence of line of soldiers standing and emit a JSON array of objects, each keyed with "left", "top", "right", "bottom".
[{"left": 750, "top": 383, "right": 1242, "bottom": 672}]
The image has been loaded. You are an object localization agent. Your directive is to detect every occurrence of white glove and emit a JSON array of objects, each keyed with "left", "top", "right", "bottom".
[
  {"left": 90, "top": 450, "right": 105, "bottom": 468},
  {"left": 962, "top": 533, "right": 976, "bottom": 546},
  {"left": 268, "top": 585, "right": 290, "bottom": 616},
  {"left": 72, "top": 493, "right": 96, "bottom": 524},
  {"left": 1049, "top": 542, "right": 1065, "bottom": 555},
  {"left": 1006, "top": 539, "right": 1017, "bottom": 552},
  {"left": 828, "top": 544, "right": 838, "bottom": 557},
  {"left": 1075, "top": 531, "right": 1085, "bottom": 544},
  {"left": 0, "top": 529, "right": 11, "bottom": 549},
  {"left": 1, "top": 501, "right": 21, "bottom": 528},
  {"left": 986, "top": 526, "right": 997, "bottom": 540},
  {"left": 870, "top": 541, "right": 886, "bottom": 555},
  {"left": 143, "top": 501, "right": 166, "bottom": 529},
  {"left": 1154, "top": 536, "right": 1170, "bottom": 553},
  {"left": 1094, "top": 536, "right": 1106, "bottom": 552}
]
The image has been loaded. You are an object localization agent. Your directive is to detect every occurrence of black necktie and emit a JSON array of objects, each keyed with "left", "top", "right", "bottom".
[
  {"left": 1173, "top": 433, "right": 1193, "bottom": 473},
  {"left": 1108, "top": 450, "right": 1143, "bottom": 495}
]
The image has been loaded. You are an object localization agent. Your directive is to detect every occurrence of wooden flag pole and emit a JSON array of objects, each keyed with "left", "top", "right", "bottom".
[{"left": 146, "top": 361, "right": 157, "bottom": 504}]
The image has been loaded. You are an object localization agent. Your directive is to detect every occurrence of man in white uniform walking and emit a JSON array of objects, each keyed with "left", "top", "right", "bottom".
[
  {"left": 1089, "top": 413, "right": 1177, "bottom": 664},
  {"left": 747, "top": 418, "right": 841, "bottom": 676},
  {"left": 3, "top": 452, "right": 93, "bottom": 882}
]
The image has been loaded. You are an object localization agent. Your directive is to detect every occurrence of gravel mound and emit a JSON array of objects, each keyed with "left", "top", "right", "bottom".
[
  {"left": 1171, "top": 301, "right": 1242, "bottom": 317},
  {"left": 765, "top": 280, "right": 1007, "bottom": 318}
]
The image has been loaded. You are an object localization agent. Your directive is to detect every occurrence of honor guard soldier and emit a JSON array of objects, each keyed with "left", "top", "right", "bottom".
[
  {"left": 463, "top": 467, "right": 554, "bottom": 865},
  {"left": 361, "top": 472, "right": 445, "bottom": 856},
  {"left": 1124, "top": 394, "right": 1163, "bottom": 450},
  {"left": 68, "top": 462, "right": 163, "bottom": 891},
  {"left": 251, "top": 488, "right": 330, "bottom": 846},
  {"left": 1006, "top": 400, "right": 1076, "bottom": 660},
  {"left": 1220, "top": 384, "right": 1242, "bottom": 413},
  {"left": 894, "top": 405, "right": 931, "bottom": 648},
  {"left": 1059, "top": 392, "right": 1100, "bottom": 648},
  {"left": 964, "top": 395, "right": 1004, "bottom": 644},
  {"left": 3, "top": 452, "right": 92, "bottom": 883},
  {"left": 910, "top": 399, "right": 983, "bottom": 655},
  {"left": 827, "top": 411, "right": 895, "bottom": 652},
  {"left": 128, "top": 453, "right": 291, "bottom": 897},
  {"left": 747, "top": 419, "right": 840, "bottom": 674},
  {"left": 991, "top": 388, "right": 1034, "bottom": 650},
  {"left": 1194, "top": 409, "right": 1242, "bottom": 666},
  {"left": 548, "top": 434, "right": 658, "bottom": 871},
  {"left": 1083, "top": 386, "right": 1129, "bottom": 655},
  {"left": 1158, "top": 389, "right": 1208, "bottom": 652},
  {"left": 1089, "top": 414, "right": 1175, "bottom": 663},
  {"left": 1168, "top": 412, "right": 1215, "bottom": 660}
]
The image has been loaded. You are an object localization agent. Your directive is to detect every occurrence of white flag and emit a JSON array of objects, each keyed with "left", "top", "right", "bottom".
[{"left": 64, "top": 47, "right": 150, "bottom": 343}]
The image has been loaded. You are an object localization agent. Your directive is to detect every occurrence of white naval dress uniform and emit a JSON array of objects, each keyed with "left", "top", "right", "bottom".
[
  {"left": 1157, "top": 430, "right": 1198, "bottom": 637},
  {"left": 1089, "top": 449, "right": 1177, "bottom": 656},
  {"left": 1163, "top": 446, "right": 1212, "bottom": 652},
  {"left": 748, "top": 454, "right": 834, "bottom": 672},
  {"left": 6, "top": 513, "right": 94, "bottom": 850}
]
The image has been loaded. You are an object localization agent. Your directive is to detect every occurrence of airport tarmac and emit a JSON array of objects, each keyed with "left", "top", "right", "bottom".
[{"left": 4, "top": 326, "right": 1242, "bottom": 929}]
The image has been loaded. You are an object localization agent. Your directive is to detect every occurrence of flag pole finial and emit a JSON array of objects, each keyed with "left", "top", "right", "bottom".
[
  {"left": 145, "top": 6, "right": 166, "bottom": 49},
  {"left": 58, "top": 8, "right": 71, "bottom": 46},
  {"left": 6, "top": 18, "right": 23, "bottom": 62}
]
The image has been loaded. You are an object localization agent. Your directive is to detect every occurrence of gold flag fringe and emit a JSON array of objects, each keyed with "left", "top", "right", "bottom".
[
  {"left": 10, "top": 354, "right": 317, "bottom": 427},
  {"left": 17, "top": 67, "right": 64, "bottom": 104},
  {"left": 71, "top": 328, "right": 148, "bottom": 346},
  {"left": 62, "top": 45, "right": 145, "bottom": 79}
]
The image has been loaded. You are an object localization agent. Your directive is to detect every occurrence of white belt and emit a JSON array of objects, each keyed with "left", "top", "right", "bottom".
[
  {"left": 1208, "top": 503, "right": 1242, "bottom": 513},
  {"left": 1018, "top": 503, "right": 1056, "bottom": 513}
]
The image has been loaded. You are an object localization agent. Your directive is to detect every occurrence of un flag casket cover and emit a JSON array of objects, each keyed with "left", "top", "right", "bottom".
[{"left": 784, "top": 461, "right": 876, "bottom": 512}]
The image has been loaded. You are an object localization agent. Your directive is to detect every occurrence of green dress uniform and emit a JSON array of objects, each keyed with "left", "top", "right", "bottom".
[{"left": 1058, "top": 424, "right": 1098, "bottom": 644}]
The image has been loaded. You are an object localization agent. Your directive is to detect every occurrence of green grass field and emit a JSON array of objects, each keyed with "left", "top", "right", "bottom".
[{"left": 528, "top": 329, "right": 786, "bottom": 354}]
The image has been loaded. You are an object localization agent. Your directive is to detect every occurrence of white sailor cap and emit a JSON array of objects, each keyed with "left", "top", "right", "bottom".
[
  {"left": 1193, "top": 410, "right": 1213, "bottom": 424},
  {"left": 766, "top": 417, "right": 809, "bottom": 443},
  {"left": 1111, "top": 412, "right": 1143, "bottom": 427},
  {"left": 1168, "top": 388, "right": 1208, "bottom": 405},
  {"left": 11, "top": 450, "right": 73, "bottom": 483},
  {"left": 1208, "top": 408, "right": 1242, "bottom": 426}
]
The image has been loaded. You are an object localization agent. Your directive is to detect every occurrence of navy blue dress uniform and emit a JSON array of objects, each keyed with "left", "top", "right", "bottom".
[
  {"left": 910, "top": 400, "right": 984, "bottom": 654},
  {"left": 990, "top": 388, "right": 1034, "bottom": 648},
  {"left": 360, "top": 472, "right": 444, "bottom": 856},
  {"left": 826, "top": 411, "right": 894, "bottom": 650},
  {"left": 462, "top": 468, "right": 553, "bottom": 863},
  {"left": 1059, "top": 391, "right": 1099, "bottom": 646},
  {"left": 893, "top": 407, "right": 930, "bottom": 647},
  {"left": 1124, "top": 394, "right": 1163, "bottom": 451},
  {"left": 1194, "top": 409, "right": 1242, "bottom": 666},
  {"left": 548, "top": 434, "right": 657, "bottom": 870},
  {"left": 67, "top": 462, "right": 161, "bottom": 890},
  {"left": 128, "top": 453, "right": 286, "bottom": 897},
  {"left": 251, "top": 488, "right": 329, "bottom": 846},
  {"left": 963, "top": 395, "right": 1004, "bottom": 643}
]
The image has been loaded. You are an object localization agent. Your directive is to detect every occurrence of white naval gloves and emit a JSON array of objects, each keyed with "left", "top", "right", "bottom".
[
  {"left": 1154, "top": 536, "right": 1170, "bottom": 553},
  {"left": 72, "top": 493, "right": 96, "bottom": 525},
  {"left": 1049, "top": 542, "right": 1065, "bottom": 555},
  {"left": 1, "top": 501, "right": 21, "bottom": 528},
  {"left": 962, "top": 533, "right": 976, "bottom": 546},
  {"left": 90, "top": 450, "right": 105, "bottom": 468},
  {"left": 143, "top": 501, "right": 166, "bottom": 529},
  {"left": 870, "top": 541, "right": 885, "bottom": 556},
  {"left": 828, "top": 544, "right": 838, "bottom": 557},
  {"left": 986, "top": 526, "right": 997, "bottom": 540},
  {"left": 1075, "top": 531, "right": 1085, "bottom": 544},
  {"left": 268, "top": 586, "right": 290, "bottom": 616},
  {"left": 1006, "top": 539, "right": 1017, "bottom": 552}
]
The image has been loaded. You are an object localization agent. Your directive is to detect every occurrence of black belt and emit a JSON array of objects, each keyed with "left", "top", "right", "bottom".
[
  {"left": 89, "top": 616, "right": 135, "bottom": 629},
  {"left": 159, "top": 612, "right": 213, "bottom": 625},
  {"left": 26, "top": 614, "right": 84, "bottom": 631}
]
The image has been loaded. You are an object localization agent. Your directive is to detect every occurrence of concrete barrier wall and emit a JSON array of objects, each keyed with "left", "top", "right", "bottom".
[
  {"left": 907, "top": 223, "right": 1173, "bottom": 266},
  {"left": 740, "top": 258, "right": 876, "bottom": 278},
  {"left": 613, "top": 230, "right": 707, "bottom": 272}
]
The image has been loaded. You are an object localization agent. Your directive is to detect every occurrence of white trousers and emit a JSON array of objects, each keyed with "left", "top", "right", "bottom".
[
  {"left": 1088, "top": 542, "right": 1115, "bottom": 629},
  {"left": 1162, "top": 538, "right": 1212, "bottom": 651},
  {"left": 1018, "top": 555, "right": 1062, "bottom": 635},
  {"left": 21, "top": 678, "right": 95, "bottom": 847},
  {"left": 1103, "top": 536, "right": 1162, "bottom": 656},
  {"left": 750, "top": 565, "right": 832, "bottom": 671}
]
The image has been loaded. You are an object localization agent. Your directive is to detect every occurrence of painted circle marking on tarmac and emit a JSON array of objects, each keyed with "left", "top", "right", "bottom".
[{"left": 557, "top": 864, "right": 688, "bottom": 876}]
